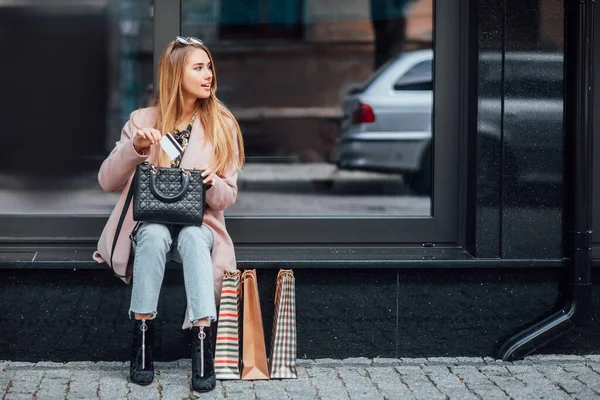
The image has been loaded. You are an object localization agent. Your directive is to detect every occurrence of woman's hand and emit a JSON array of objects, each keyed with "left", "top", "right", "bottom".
[
  {"left": 200, "top": 166, "right": 218, "bottom": 189},
  {"left": 133, "top": 128, "right": 162, "bottom": 153}
]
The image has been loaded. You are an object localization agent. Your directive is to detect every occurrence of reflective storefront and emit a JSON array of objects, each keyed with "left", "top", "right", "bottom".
[{"left": 1, "top": 0, "right": 600, "bottom": 361}]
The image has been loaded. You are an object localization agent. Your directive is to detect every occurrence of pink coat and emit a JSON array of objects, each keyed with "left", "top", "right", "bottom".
[{"left": 92, "top": 107, "right": 239, "bottom": 328}]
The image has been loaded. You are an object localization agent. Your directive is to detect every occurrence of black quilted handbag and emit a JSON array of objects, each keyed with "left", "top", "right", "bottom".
[
  {"left": 132, "top": 162, "right": 205, "bottom": 225},
  {"left": 109, "top": 162, "right": 205, "bottom": 278}
]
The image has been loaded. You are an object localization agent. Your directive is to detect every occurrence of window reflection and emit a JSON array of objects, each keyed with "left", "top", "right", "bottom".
[
  {"left": 0, "top": 0, "right": 153, "bottom": 215},
  {"left": 183, "top": 0, "right": 434, "bottom": 216},
  {"left": 0, "top": 0, "right": 436, "bottom": 217}
]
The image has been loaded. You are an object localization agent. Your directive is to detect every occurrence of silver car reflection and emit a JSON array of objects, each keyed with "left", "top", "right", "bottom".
[
  {"left": 333, "top": 50, "right": 564, "bottom": 196},
  {"left": 333, "top": 50, "right": 433, "bottom": 195}
]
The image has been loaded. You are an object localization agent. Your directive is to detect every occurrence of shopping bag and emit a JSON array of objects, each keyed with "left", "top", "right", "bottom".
[
  {"left": 268, "top": 269, "right": 297, "bottom": 379},
  {"left": 241, "top": 269, "right": 269, "bottom": 380},
  {"left": 214, "top": 270, "right": 242, "bottom": 380}
]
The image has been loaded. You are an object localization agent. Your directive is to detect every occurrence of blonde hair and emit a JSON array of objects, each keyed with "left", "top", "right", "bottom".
[{"left": 136, "top": 40, "right": 244, "bottom": 175}]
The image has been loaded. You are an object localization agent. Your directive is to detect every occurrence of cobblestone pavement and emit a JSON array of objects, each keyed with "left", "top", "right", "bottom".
[{"left": 2, "top": 355, "right": 600, "bottom": 399}]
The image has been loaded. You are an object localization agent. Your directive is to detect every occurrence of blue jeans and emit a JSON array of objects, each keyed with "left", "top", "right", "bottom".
[{"left": 129, "top": 223, "right": 216, "bottom": 324}]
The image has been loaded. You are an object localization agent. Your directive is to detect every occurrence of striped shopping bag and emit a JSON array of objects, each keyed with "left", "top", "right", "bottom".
[
  {"left": 268, "top": 269, "right": 297, "bottom": 379},
  {"left": 214, "top": 270, "right": 242, "bottom": 380}
]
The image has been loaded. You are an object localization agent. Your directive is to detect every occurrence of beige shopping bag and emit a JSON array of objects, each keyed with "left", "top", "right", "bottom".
[{"left": 241, "top": 269, "right": 269, "bottom": 380}]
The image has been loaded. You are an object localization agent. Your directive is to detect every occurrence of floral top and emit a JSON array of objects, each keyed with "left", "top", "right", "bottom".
[{"left": 170, "top": 112, "right": 197, "bottom": 168}]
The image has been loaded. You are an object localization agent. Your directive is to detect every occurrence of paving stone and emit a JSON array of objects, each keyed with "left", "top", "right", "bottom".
[
  {"left": 282, "top": 368, "right": 318, "bottom": 399},
  {"left": 366, "top": 366, "right": 412, "bottom": 400},
  {"left": 126, "top": 380, "right": 161, "bottom": 400},
  {"left": 422, "top": 365, "right": 478, "bottom": 400},
  {"left": 5, "top": 362, "right": 35, "bottom": 370},
  {"left": 400, "top": 358, "right": 428, "bottom": 366},
  {"left": 535, "top": 364, "right": 590, "bottom": 395},
  {"left": 426, "top": 357, "right": 458, "bottom": 366},
  {"left": 98, "top": 374, "right": 129, "bottom": 400},
  {"left": 193, "top": 381, "right": 226, "bottom": 400},
  {"left": 67, "top": 371, "right": 103, "bottom": 400},
  {"left": 451, "top": 366, "right": 510, "bottom": 400},
  {"left": 5, "top": 370, "right": 44, "bottom": 394},
  {"left": 341, "top": 357, "right": 371, "bottom": 366},
  {"left": 295, "top": 359, "right": 316, "bottom": 367},
  {"left": 314, "top": 358, "right": 343, "bottom": 366},
  {"left": 63, "top": 362, "right": 93, "bottom": 370},
  {"left": 0, "top": 362, "right": 10, "bottom": 372},
  {"left": 512, "top": 368, "right": 572, "bottom": 400},
  {"left": 154, "top": 361, "right": 180, "bottom": 371},
  {"left": 43, "top": 369, "right": 71, "bottom": 380},
  {"left": 0, "top": 369, "right": 14, "bottom": 389},
  {"left": 336, "top": 367, "right": 383, "bottom": 400},
  {"left": 155, "top": 371, "right": 189, "bottom": 399},
  {"left": 2, "top": 356, "right": 600, "bottom": 399},
  {"left": 395, "top": 366, "right": 446, "bottom": 400},
  {"left": 455, "top": 357, "right": 485, "bottom": 365},
  {"left": 94, "top": 361, "right": 126, "bottom": 369},
  {"left": 558, "top": 365, "right": 600, "bottom": 397},
  {"left": 34, "top": 362, "right": 64, "bottom": 369},
  {"left": 4, "top": 393, "right": 35, "bottom": 400},
  {"left": 36, "top": 376, "right": 69, "bottom": 400},
  {"left": 222, "top": 380, "right": 255, "bottom": 400},
  {"left": 307, "top": 367, "right": 350, "bottom": 400},
  {"left": 371, "top": 358, "right": 402, "bottom": 366},
  {"left": 528, "top": 354, "right": 585, "bottom": 363},
  {"left": 505, "top": 365, "right": 534, "bottom": 374},
  {"left": 253, "top": 379, "right": 288, "bottom": 399},
  {"left": 480, "top": 364, "right": 512, "bottom": 374},
  {"left": 509, "top": 359, "right": 535, "bottom": 366},
  {"left": 480, "top": 365, "right": 541, "bottom": 400}
]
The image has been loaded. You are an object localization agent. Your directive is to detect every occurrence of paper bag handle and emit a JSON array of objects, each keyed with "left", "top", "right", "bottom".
[{"left": 274, "top": 269, "right": 294, "bottom": 304}]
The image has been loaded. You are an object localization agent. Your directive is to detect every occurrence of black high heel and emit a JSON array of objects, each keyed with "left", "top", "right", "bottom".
[
  {"left": 191, "top": 325, "right": 216, "bottom": 392},
  {"left": 130, "top": 319, "right": 154, "bottom": 386}
]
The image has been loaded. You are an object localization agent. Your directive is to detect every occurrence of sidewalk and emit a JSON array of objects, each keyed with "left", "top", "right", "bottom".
[{"left": 2, "top": 355, "right": 600, "bottom": 399}]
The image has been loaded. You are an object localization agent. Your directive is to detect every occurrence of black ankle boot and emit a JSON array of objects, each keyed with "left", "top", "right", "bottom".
[
  {"left": 130, "top": 319, "right": 154, "bottom": 386},
  {"left": 191, "top": 325, "right": 216, "bottom": 392}
]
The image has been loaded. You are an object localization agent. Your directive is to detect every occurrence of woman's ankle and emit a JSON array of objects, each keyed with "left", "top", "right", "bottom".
[
  {"left": 192, "top": 318, "right": 211, "bottom": 327},
  {"left": 134, "top": 313, "right": 153, "bottom": 320}
]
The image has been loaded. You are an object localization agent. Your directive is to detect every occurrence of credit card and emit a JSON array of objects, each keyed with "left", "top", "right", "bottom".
[{"left": 160, "top": 133, "right": 184, "bottom": 161}]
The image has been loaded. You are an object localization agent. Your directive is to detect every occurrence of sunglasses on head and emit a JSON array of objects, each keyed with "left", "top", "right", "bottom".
[{"left": 175, "top": 36, "right": 203, "bottom": 46}]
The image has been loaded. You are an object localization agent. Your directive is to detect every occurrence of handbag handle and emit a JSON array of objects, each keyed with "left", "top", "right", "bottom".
[
  {"left": 149, "top": 170, "right": 190, "bottom": 202},
  {"left": 109, "top": 176, "right": 136, "bottom": 279}
]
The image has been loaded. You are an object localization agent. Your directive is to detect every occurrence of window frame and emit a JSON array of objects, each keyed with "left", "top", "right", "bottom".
[{"left": 0, "top": 0, "right": 469, "bottom": 248}]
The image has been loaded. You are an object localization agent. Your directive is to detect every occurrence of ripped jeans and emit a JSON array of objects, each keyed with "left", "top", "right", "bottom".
[{"left": 129, "top": 223, "right": 216, "bottom": 324}]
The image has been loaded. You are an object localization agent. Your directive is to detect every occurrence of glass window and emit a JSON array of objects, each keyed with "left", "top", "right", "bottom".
[
  {"left": 182, "top": 0, "right": 435, "bottom": 217},
  {"left": 219, "top": 0, "right": 302, "bottom": 39},
  {"left": 1, "top": 0, "right": 463, "bottom": 246},
  {"left": 0, "top": 0, "right": 153, "bottom": 216},
  {"left": 394, "top": 60, "right": 433, "bottom": 90},
  {"left": 395, "top": 60, "right": 433, "bottom": 85}
]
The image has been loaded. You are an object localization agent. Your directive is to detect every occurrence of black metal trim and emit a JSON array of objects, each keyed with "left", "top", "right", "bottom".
[{"left": 0, "top": 243, "right": 568, "bottom": 270}]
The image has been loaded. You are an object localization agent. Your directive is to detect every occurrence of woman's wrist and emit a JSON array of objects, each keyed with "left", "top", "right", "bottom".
[{"left": 133, "top": 142, "right": 146, "bottom": 155}]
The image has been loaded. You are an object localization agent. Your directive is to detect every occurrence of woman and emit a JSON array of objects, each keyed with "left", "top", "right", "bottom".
[{"left": 92, "top": 37, "right": 244, "bottom": 392}]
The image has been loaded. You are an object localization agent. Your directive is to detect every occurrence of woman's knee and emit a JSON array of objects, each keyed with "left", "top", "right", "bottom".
[
  {"left": 177, "top": 225, "right": 213, "bottom": 250},
  {"left": 136, "top": 223, "right": 172, "bottom": 250}
]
